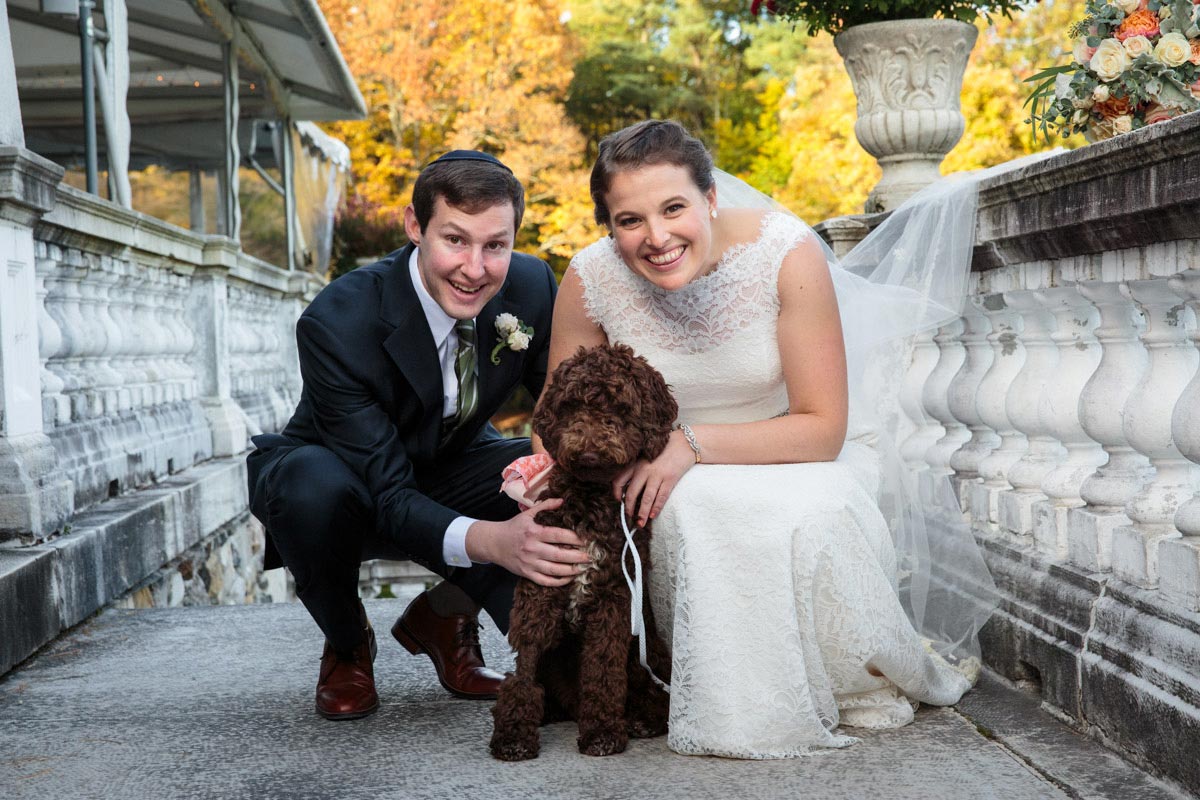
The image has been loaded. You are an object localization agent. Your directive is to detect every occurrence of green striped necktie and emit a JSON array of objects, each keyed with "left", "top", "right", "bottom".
[{"left": 449, "top": 318, "right": 478, "bottom": 434}]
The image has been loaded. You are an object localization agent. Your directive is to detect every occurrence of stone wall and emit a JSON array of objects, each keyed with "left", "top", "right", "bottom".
[
  {"left": 0, "top": 144, "right": 322, "bottom": 676},
  {"left": 834, "top": 111, "right": 1200, "bottom": 792}
]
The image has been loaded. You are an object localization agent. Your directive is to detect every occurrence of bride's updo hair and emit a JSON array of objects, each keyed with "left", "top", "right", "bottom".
[{"left": 590, "top": 120, "right": 715, "bottom": 227}]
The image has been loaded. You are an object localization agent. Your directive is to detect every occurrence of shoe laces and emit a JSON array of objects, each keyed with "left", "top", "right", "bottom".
[{"left": 455, "top": 618, "right": 482, "bottom": 649}]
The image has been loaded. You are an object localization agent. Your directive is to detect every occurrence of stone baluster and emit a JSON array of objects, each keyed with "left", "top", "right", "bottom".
[
  {"left": 1031, "top": 286, "right": 1105, "bottom": 560},
  {"left": 1161, "top": 270, "right": 1200, "bottom": 609},
  {"left": 103, "top": 260, "right": 136, "bottom": 417},
  {"left": 76, "top": 264, "right": 120, "bottom": 416},
  {"left": 900, "top": 329, "right": 943, "bottom": 471},
  {"left": 136, "top": 268, "right": 167, "bottom": 407},
  {"left": 970, "top": 294, "right": 1027, "bottom": 530},
  {"left": 1068, "top": 281, "right": 1150, "bottom": 572},
  {"left": 922, "top": 318, "right": 970, "bottom": 507},
  {"left": 110, "top": 261, "right": 147, "bottom": 411},
  {"left": 35, "top": 250, "right": 68, "bottom": 428},
  {"left": 55, "top": 263, "right": 91, "bottom": 420},
  {"left": 126, "top": 265, "right": 156, "bottom": 410},
  {"left": 947, "top": 299, "right": 998, "bottom": 511},
  {"left": 999, "top": 290, "right": 1064, "bottom": 545},
  {"left": 1113, "top": 279, "right": 1198, "bottom": 588},
  {"left": 174, "top": 272, "right": 199, "bottom": 401},
  {"left": 163, "top": 270, "right": 196, "bottom": 403}
]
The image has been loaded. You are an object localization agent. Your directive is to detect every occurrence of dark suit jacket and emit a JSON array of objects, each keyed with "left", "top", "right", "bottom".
[{"left": 248, "top": 244, "right": 557, "bottom": 572}]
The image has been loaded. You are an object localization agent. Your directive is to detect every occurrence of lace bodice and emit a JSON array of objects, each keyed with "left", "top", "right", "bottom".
[{"left": 573, "top": 212, "right": 809, "bottom": 426}]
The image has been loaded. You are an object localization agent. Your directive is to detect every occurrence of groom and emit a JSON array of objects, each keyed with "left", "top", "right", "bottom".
[{"left": 246, "top": 151, "right": 587, "bottom": 720}]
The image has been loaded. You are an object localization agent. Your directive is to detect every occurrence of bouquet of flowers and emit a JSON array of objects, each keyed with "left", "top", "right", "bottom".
[{"left": 1026, "top": 0, "right": 1200, "bottom": 141}]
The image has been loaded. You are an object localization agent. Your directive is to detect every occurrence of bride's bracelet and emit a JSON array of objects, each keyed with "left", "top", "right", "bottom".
[{"left": 676, "top": 424, "right": 702, "bottom": 464}]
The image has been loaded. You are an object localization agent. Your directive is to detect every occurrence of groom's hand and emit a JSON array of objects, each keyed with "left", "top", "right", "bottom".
[{"left": 464, "top": 498, "right": 589, "bottom": 587}]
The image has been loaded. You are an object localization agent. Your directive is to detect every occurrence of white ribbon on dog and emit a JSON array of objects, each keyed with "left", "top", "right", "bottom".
[{"left": 619, "top": 503, "right": 670, "bottom": 693}]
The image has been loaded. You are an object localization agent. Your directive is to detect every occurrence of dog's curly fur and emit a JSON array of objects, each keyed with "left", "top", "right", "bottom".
[{"left": 489, "top": 344, "right": 677, "bottom": 760}]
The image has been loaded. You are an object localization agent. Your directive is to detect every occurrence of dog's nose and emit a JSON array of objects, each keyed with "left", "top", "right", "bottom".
[{"left": 576, "top": 452, "right": 602, "bottom": 469}]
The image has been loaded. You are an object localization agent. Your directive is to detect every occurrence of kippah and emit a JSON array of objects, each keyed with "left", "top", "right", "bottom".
[{"left": 426, "top": 150, "right": 513, "bottom": 174}]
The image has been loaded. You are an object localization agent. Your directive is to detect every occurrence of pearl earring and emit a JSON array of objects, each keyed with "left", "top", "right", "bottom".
[{"left": 710, "top": 208, "right": 718, "bottom": 220}]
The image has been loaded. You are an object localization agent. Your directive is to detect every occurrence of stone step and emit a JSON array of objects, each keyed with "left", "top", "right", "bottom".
[{"left": 1, "top": 586, "right": 1189, "bottom": 800}]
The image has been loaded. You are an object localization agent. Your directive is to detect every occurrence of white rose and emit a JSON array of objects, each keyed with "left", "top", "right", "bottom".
[
  {"left": 1159, "top": 4, "right": 1172, "bottom": 19},
  {"left": 1154, "top": 32, "right": 1191, "bottom": 67},
  {"left": 1114, "top": 114, "right": 1133, "bottom": 134},
  {"left": 507, "top": 330, "right": 531, "bottom": 351},
  {"left": 1122, "top": 35, "right": 1154, "bottom": 59},
  {"left": 1091, "top": 38, "right": 1131, "bottom": 81},
  {"left": 494, "top": 312, "right": 519, "bottom": 336},
  {"left": 1093, "top": 83, "right": 1111, "bottom": 102},
  {"left": 1116, "top": 0, "right": 1139, "bottom": 13}
]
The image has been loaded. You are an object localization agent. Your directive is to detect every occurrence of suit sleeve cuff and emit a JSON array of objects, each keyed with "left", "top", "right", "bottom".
[{"left": 443, "top": 516, "right": 483, "bottom": 567}]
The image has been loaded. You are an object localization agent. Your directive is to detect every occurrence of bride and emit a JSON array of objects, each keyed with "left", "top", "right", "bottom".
[{"left": 539, "top": 119, "right": 997, "bottom": 759}]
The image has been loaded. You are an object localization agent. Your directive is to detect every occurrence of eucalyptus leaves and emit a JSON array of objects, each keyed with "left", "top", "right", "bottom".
[{"left": 1026, "top": 0, "right": 1200, "bottom": 141}]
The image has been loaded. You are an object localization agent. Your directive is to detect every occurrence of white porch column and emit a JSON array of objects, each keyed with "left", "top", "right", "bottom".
[
  {"left": 222, "top": 31, "right": 241, "bottom": 241},
  {"left": 0, "top": 2, "right": 23, "bottom": 148},
  {"left": 0, "top": 147, "right": 74, "bottom": 540},
  {"left": 95, "top": 0, "right": 131, "bottom": 208}
]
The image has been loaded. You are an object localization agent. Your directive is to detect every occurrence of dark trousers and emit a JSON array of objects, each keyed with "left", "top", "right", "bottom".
[{"left": 248, "top": 432, "right": 528, "bottom": 652}]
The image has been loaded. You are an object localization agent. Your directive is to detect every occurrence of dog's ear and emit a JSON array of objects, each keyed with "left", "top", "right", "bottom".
[{"left": 634, "top": 356, "right": 679, "bottom": 462}]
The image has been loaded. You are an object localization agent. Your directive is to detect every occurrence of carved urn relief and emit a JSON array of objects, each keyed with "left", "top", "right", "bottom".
[{"left": 834, "top": 19, "right": 978, "bottom": 212}]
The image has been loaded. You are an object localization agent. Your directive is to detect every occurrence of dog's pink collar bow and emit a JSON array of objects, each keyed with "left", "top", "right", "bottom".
[{"left": 500, "top": 453, "right": 555, "bottom": 510}]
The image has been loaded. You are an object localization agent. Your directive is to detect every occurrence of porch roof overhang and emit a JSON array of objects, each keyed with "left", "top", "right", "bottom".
[{"left": 9, "top": 0, "right": 365, "bottom": 170}]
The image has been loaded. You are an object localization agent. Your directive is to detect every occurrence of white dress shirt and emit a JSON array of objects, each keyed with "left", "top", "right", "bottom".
[{"left": 409, "top": 250, "right": 480, "bottom": 568}]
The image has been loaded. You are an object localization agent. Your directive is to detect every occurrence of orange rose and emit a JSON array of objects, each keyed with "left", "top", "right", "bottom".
[
  {"left": 1143, "top": 103, "right": 1176, "bottom": 125},
  {"left": 1191, "top": 39, "right": 1200, "bottom": 66},
  {"left": 1115, "top": 9, "right": 1160, "bottom": 41},
  {"left": 1094, "top": 95, "right": 1133, "bottom": 118}
]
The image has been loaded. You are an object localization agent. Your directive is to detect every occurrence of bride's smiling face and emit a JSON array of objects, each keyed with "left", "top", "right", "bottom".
[{"left": 604, "top": 163, "right": 718, "bottom": 292}]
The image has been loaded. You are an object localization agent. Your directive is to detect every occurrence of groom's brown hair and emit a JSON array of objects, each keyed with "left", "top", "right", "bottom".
[
  {"left": 590, "top": 119, "right": 715, "bottom": 227},
  {"left": 411, "top": 156, "right": 525, "bottom": 234}
]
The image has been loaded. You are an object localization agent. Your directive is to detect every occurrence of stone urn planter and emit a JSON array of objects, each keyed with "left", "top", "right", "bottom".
[{"left": 834, "top": 19, "right": 978, "bottom": 213}]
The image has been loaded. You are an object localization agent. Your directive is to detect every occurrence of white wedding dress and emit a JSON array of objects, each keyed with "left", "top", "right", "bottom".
[{"left": 572, "top": 211, "right": 976, "bottom": 759}]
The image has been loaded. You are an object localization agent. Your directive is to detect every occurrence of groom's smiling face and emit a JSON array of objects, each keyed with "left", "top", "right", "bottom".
[{"left": 405, "top": 197, "right": 515, "bottom": 320}]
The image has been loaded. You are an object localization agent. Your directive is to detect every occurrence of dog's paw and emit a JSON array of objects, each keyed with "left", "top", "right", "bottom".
[
  {"left": 578, "top": 725, "right": 628, "bottom": 757},
  {"left": 627, "top": 715, "right": 668, "bottom": 739},
  {"left": 489, "top": 729, "right": 540, "bottom": 762}
]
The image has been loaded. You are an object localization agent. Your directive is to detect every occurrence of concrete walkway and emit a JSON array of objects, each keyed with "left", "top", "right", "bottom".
[{"left": 1, "top": 585, "right": 1190, "bottom": 800}]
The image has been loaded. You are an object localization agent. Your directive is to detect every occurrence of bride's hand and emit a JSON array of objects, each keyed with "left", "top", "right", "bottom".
[{"left": 612, "top": 431, "right": 696, "bottom": 527}]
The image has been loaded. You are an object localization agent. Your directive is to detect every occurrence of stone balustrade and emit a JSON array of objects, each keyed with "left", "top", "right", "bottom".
[
  {"left": 21, "top": 184, "right": 315, "bottom": 517},
  {"left": 0, "top": 146, "right": 319, "bottom": 676},
  {"left": 864, "top": 111, "right": 1200, "bottom": 791}
]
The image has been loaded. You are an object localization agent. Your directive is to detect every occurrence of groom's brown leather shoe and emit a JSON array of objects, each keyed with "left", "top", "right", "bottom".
[
  {"left": 315, "top": 620, "right": 379, "bottom": 720},
  {"left": 391, "top": 591, "right": 503, "bottom": 700}
]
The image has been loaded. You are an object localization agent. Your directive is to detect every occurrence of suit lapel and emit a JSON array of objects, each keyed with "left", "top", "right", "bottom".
[
  {"left": 476, "top": 286, "right": 524, "bottom": 409},
  {"left": 380, "top": 245, "right": 443, "bottom": 424}
]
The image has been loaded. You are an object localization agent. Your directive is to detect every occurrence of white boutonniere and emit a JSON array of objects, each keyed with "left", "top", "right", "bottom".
[{"left": 491, "top": 312, "right": 534, "bottom": 365}]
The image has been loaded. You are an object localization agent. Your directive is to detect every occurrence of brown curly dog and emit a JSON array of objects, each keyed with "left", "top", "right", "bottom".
[{"left": 489, "top": 343, "right": 676, "bottom": 760}]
